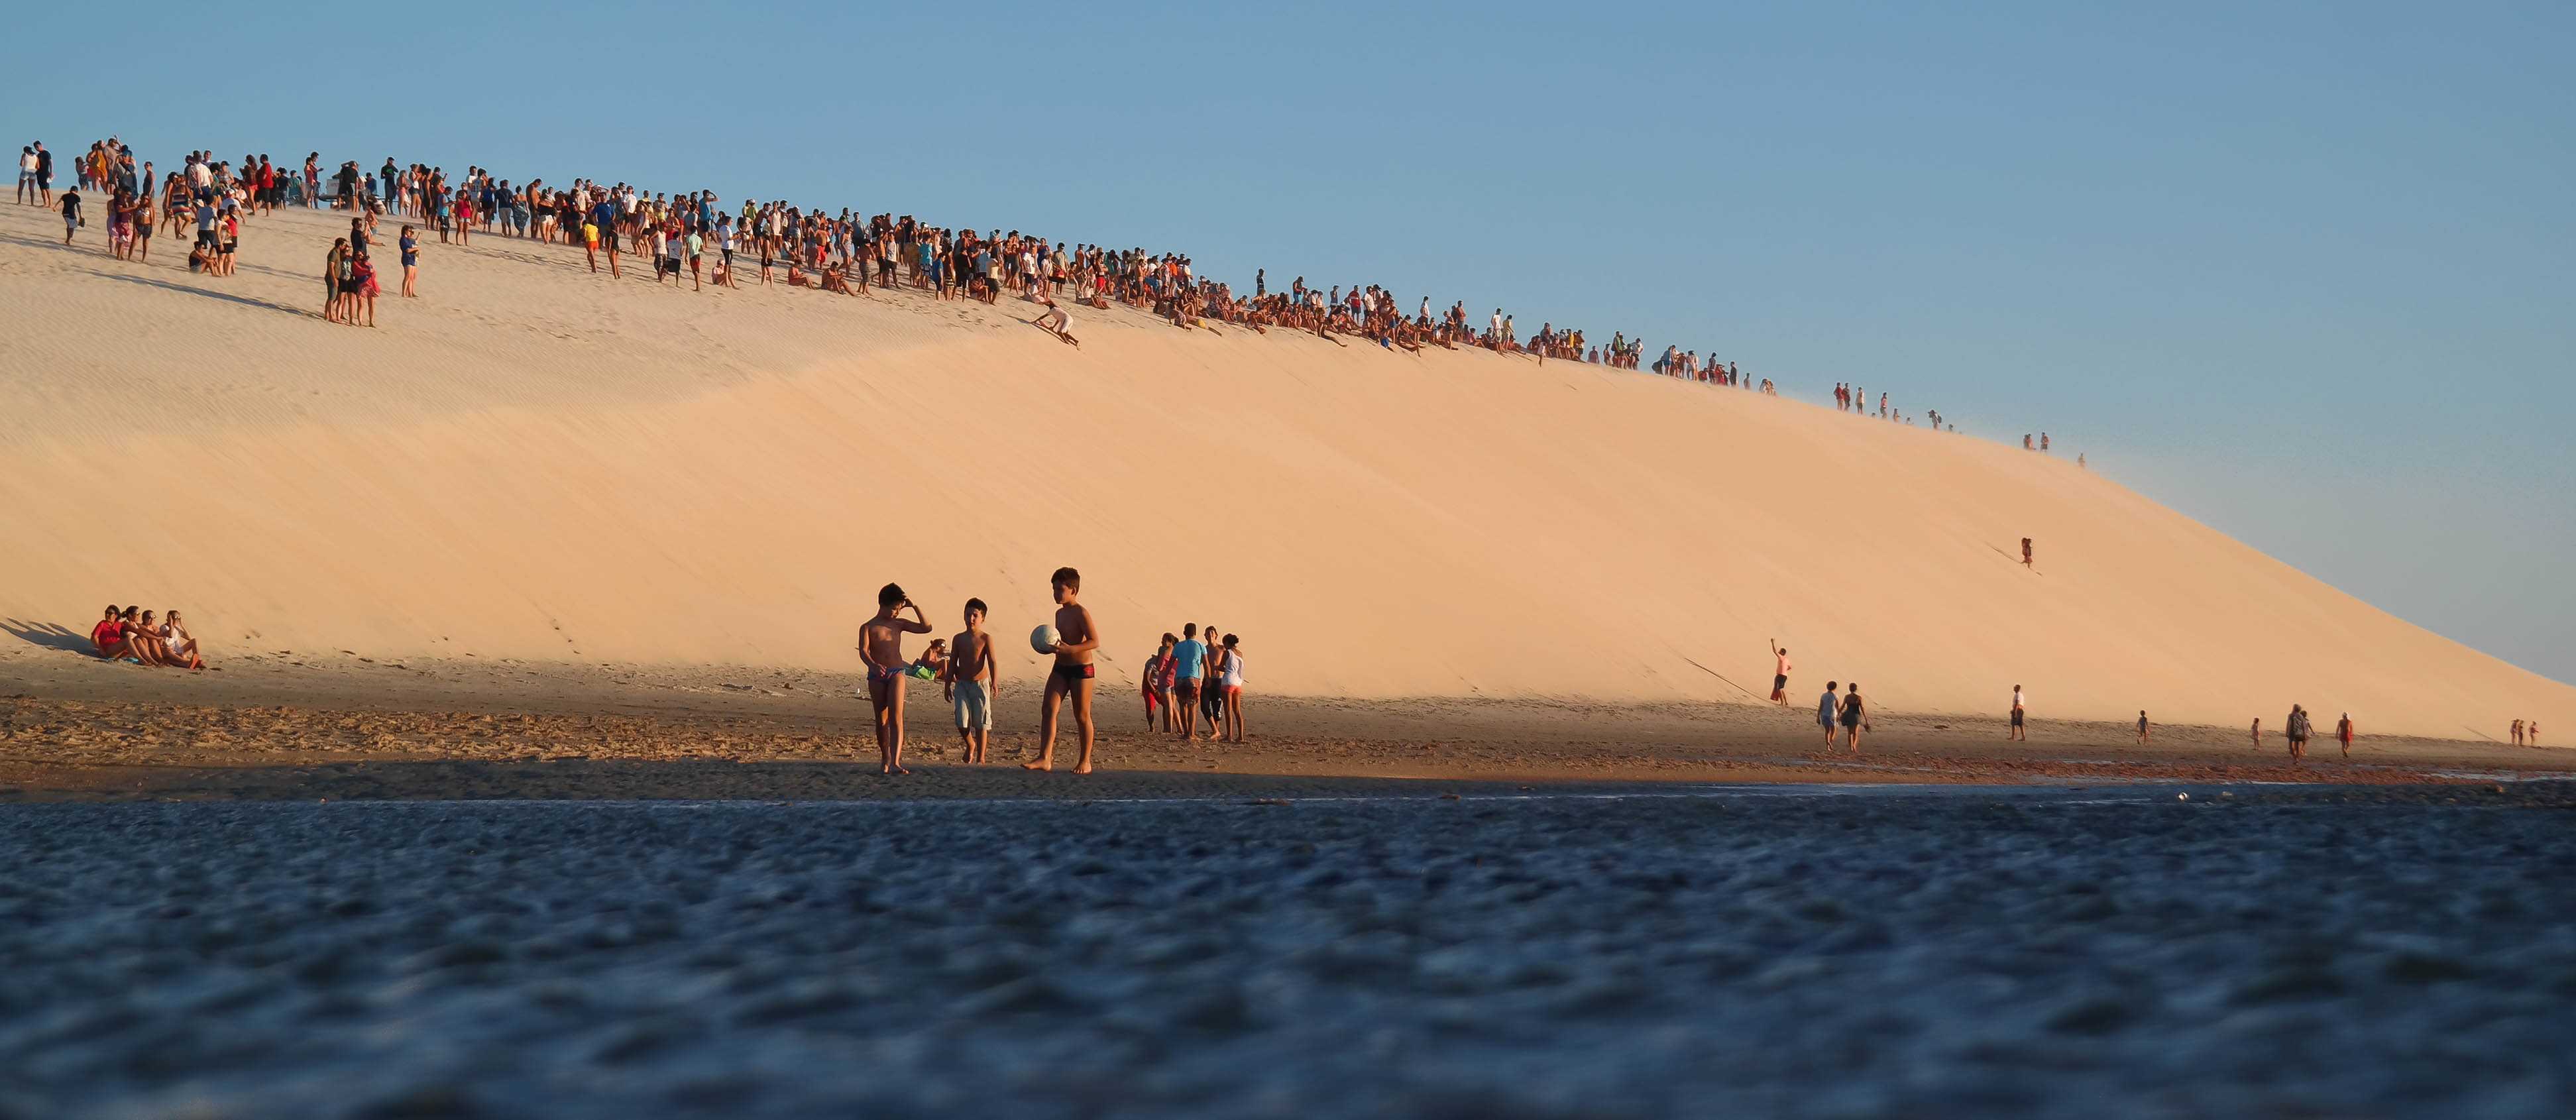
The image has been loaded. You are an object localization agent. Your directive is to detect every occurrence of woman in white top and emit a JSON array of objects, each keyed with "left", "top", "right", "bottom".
[
  {"left": 156, "top": 609, "right": 203, "bottom": 669},
  {"left": 1218, "top": 634, "right": 1247, "bottom": 743}
]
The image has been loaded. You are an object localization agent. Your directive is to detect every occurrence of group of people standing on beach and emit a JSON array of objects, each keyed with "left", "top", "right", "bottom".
[
  {"left": 1142, "top": 624, "right": 1247, "bottom": 744},
  {"left": 846, "top": 572, "right": 1253, "bottom": 778}
]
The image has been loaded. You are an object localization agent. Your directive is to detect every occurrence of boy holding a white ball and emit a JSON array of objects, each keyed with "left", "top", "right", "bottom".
[{"left": 1026, "top": 567, "right": 1102, "bottom": 774}]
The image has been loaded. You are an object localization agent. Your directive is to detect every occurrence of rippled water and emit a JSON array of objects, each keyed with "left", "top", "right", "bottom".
[{"left": 3, "top": 787, "right": 2572, "bottom": 1119}]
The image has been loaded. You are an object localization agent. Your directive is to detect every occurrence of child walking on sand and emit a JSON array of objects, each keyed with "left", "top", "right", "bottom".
[
  {"left": 949, "top": 598, "right": 997, "bottom": 764},
  {"left": 859, "top": 583, "right": 934, "bottom": 775},
  {"left": 1143, "top": 634, "right": 1174, "bottom": 731},
  {"left": 1027, "top": 567, "right": 1101, "bottom": 774},
  {"left": 2136, "top": 711, "right": 2151, "bottom": 744}
]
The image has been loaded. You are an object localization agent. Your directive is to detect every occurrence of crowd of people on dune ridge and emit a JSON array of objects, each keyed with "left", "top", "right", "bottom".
[{"left": 30, "top": 134, "right": 1947, "bottom": 402}]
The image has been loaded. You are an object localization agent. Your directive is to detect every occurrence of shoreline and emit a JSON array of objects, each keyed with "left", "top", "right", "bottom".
[{"left": 5, "top": 647, "right": 2564, "bottom": 803}]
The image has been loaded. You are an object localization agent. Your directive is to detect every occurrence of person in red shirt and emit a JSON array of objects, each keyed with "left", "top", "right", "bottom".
[{"left": 89, "top": 604, "right": 124, "bottom": 655}]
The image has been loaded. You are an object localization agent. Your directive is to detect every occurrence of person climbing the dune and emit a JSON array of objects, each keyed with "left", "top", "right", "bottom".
[{"left": 1769, "top": 640, "right": 1792, "bottom": 704}]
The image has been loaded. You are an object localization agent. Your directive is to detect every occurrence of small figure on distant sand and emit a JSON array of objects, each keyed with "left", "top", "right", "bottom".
[
  {"left": 1839, "top": 683, "right": 1870, "bottom": 753},
  {"left": 2513, "top": 718, "right": 2525, "bottom": 746},
  {"left": 1819, "top": 681, "right": 1842, "bottom": 749},
  {"left": 2530, "top": 721, "right": 2541, "bottom": 748},
  {"left": 2136, "top": 710, "right": 2150, "bottom": 745},
  {"left": 2021, "top": 537, "right": 2034, "bottom": 568},
  {"left": 2285, "top": 704, "right": 2311, "bottom": 764},
  {"left": 2335, "top": 712, "right": 2355, "bottom": 759},
  {"left": 2009, "top": 684, "right": 2028, "bottom": 741},
  {"left": 2251, "top": 716, "right": 2262, "bottom": 749},
  {"left": 1769, "top": 640, "right": 1792, "bottom": 704}
]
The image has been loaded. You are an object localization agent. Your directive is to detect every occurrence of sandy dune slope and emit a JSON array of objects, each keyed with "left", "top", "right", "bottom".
[{"left": 1, "top": 202, "right": 2564, "bottom": 738}]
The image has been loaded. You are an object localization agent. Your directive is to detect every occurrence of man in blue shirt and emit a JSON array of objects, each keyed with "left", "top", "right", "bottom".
[{"left": 1169, "top": 624, "right": 1210, "bottom": 741}]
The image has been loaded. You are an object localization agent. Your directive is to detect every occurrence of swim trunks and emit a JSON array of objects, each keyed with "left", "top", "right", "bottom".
[
  {"left": 2011, "top": 709, "right": 2025, "bottom": 726},
  {"left": 954, "top": 680, "right": 991, "bottom": 731},
  {"left": 1051, "top": 662, "right": 1095, "bottom": 687}
]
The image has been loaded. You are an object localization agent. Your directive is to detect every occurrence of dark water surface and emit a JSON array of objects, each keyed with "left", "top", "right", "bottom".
[{"left": 3, "top": 786, "right": 2573, "bottom": 1118}]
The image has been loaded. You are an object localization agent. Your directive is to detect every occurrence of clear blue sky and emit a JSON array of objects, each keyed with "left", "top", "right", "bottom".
[{"left": 15, "top": 1, "right": 2571, "bottom": 681}]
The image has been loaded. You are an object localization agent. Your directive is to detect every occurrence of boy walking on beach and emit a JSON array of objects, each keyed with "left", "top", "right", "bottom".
[
  {"left": 1027, "top": 567, "right": 1101, "bottom": 774},
  {"left": 859, "top": 583, "right": 934, "bottom": 775},
  {"left": 1769, "top": 640, "right": 1791, "bottom": 704},
  {"left": 1819, "top": 682, "right": 1842, "bottom": 748},
  {"left": 2009, "top": 685, "right": 2028, "bottom": 740},
  {"left": 2136, "top": 711, "right": 2151, "bottom": 744},
  {"left": 949, "top": 598, "right": 997, "bottom": 764}
]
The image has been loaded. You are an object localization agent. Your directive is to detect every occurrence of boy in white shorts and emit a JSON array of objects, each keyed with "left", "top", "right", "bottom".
[{"left": 949, "top": 598, "right": 997, "bottom": 763}]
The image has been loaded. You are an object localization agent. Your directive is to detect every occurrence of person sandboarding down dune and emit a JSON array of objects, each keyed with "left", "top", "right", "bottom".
[
  {"left": 858, "top": 583, "right": 935, "bottom": 775},
  {"left": 1769, "top": 640, "right": 1792, "bottom": 704},
  {"left": 1033, "top": 292, "right": 1078, "bottom": 346},
  {"left": 1027, "top": 567, "right": 1101, "bottom": 774}
]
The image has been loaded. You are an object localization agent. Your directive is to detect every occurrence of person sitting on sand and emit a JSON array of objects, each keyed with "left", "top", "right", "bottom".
[
  {"left": 1839, "top": 683, "right": 1870, "bottom": 754},
  {"left": 90, "top": 604, "right": 125, "bottom": 656},
  {"left": 1818, "top": 681, "right": 1842, "bottom": 749},
  {"left": 858, "top": 583, "right": 934, "bottom": 776},
  {"left": 158, "top": 610, "right": 203, "bottom": 669}
]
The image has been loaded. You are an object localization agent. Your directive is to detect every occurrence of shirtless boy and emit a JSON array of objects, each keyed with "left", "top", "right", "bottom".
[
  {"left": 949, "top": 598, "right": 998, "bottom": 764},
  {"left": 858, "top": 583, "right": 934, "bottom": 775},
  {"left": 1769, "top": 640, "right": 1791, "bottom": 704},
  {"left": 2136, "top": 710, "right": 2151, "bottom": 744},
  {"left": 1026, "top": 567, "right": 1100, "bottom": 773}
]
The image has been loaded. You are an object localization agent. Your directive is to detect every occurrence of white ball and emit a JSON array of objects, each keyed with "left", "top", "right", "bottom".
[
  {"left": 1030, "top": 624, "right": 1060, "bottom": 654},
  {"left": 2177, "top": 793, "right": 2190, "bottom": 801}
]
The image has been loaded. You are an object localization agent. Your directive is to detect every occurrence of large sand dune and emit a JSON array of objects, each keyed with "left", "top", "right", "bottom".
[{"left": 2, "top": 202, "right": 2565, "bottom": 739}]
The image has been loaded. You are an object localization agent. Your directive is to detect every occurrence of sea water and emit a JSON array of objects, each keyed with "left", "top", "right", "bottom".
[{"left": 2, "top": 787, "right": 2570, "bottom": 1118}]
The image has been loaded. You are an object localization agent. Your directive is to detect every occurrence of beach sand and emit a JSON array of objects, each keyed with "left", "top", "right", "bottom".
[
  {"left": 3, "top": 644, "right": 2563, "bottom": 802},
  {"left": 1, "top": 198, "right": 2567, "bottom": 752}
]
